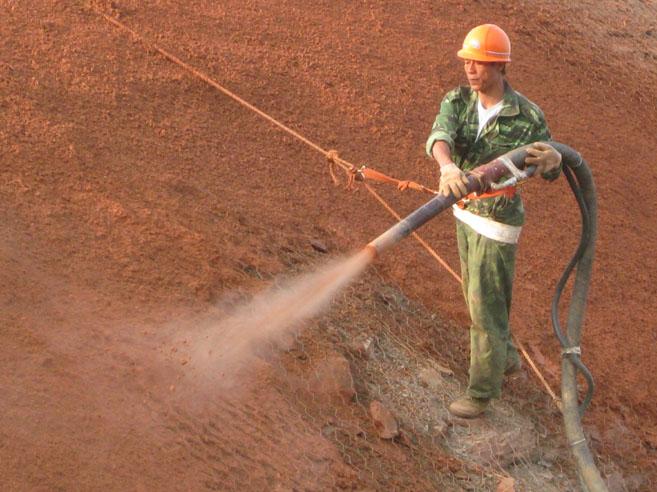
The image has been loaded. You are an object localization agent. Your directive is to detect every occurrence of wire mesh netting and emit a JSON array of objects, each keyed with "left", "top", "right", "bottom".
[{"left": 160, "top": 250, "right": 580, "bottom": 491}]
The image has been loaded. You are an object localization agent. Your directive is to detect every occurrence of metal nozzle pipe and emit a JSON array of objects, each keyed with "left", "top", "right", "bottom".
[{"left": 366, "top": 144, "right": 536, "bottom": 256}]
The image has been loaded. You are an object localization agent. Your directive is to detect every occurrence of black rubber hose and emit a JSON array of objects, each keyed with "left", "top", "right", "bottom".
[
  {"left": 501, "top": 145, "right": 596, "bottom": 416},
  {"left": 551, "top": 163, "right": 595, "bottom": 415},
  {"left": 484, "top": 142, "right": 605, "bottom": 490},
  {"left": 550, "top": 143, "right": 607, "bottom": 491}
]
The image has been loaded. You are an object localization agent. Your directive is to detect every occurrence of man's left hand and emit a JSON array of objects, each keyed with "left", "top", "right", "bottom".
[{"left": 525, "top": 142, "right": 562, "bottom": 177}]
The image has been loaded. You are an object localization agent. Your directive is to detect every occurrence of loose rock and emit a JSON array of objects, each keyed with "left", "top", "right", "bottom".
[
  {"left": 429, "top": 418, "right": 450, "bottom": 437},
  {"left": 418, "top": 367, "right": 443, "bottom": 390},
  {"left": 348, "top": 335, "right": 375, "bottom": 359},
  {"left": 369, "top": 400, "right": 399, "bottom": 439},
  {"left": 496, "top": 477, "right": 515, "bottom": 492},
  {"left": 311, "top": 353, "right": 356, "bottom": 403},
  {"left": 310, "top": 239, "right": 329, "bottom": 253}
]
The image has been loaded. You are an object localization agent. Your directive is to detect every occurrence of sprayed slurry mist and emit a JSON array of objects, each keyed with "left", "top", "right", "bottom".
[{"left": 185, "top": 250, "right": 374, "bottom": 388}]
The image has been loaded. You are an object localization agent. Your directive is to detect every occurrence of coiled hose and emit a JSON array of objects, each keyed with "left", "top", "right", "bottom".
[
  {"left": 488, "top": 142, "right": 605, "bottom": 491},
  {"left": 550, "top": 152, "right": 595, "bottom": 416},
  {"left": 487, "top": 143, "right": 605, "bottom": 491}
]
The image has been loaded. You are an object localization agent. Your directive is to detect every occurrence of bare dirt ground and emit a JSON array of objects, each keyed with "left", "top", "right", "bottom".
[{"left": 1, "top": 0, "right": 656, "bottom": 490}]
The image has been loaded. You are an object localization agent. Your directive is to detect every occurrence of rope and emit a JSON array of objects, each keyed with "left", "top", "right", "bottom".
[
  {"left": 99, "top": 12, "right": 561, "bottom": 411},
  {"left": 361, "top": 182, "right": 462, "bottom": 283},
  {"left": 516, "top": 340, "right": 562, "bottom": 409},
  {"left": 100, "top": 14, "right": 329, "bottom": 159}
]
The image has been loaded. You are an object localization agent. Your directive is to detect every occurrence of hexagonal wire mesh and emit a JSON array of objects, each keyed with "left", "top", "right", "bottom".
[{"left": 166, "top": 249, "right": 580, "bottom": 491}]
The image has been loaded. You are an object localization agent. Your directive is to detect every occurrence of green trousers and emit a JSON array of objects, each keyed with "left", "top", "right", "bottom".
[{"left": 456, "top": 220, "right": 520, "bottom": 399}]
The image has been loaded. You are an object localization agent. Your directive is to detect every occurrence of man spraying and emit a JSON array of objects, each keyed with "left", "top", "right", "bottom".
[{"left": 426, "top": 24, "right": 562, "bottom": 418}]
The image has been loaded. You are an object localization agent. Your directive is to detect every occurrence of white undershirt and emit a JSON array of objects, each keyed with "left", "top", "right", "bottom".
[{"left": 477, "top": 98, "right": 504, "bottom": 140}]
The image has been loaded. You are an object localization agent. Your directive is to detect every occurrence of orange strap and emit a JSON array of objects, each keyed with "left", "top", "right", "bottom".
[
  {"left": 327, "top": 156, "right": 516, "bottom": 202},
  {"left": 360, "top": 168, "right": 437, "bottom": 195},
  {"left": 326, "top": 152, "right": 438, "bottom": 195},
  {"left": 456, "top": 186, "right": 516, "bottom": 209}
]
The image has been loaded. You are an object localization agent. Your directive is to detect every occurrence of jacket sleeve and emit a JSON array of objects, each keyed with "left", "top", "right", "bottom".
[
  {"left": 528, "top": 108, "right": 551, "bottom": 143},
  {"left": 425, "top": 89, "right": 461, "bottom": 157}
]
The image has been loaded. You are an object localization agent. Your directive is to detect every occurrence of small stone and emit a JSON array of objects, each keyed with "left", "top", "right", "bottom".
[
  {"left": 369, "top": 400, "right": 399, "bottom": 439},
  {"left": 430, "top": 418, "right": 450, "bottom": 437},
  {"left": 321, "top": 423, "right": 336, "bottom": 438},
  {"left": 310, "top": 239, "right": 328, "bottom": 253},
  {"left": 496, "top": 477, "right": 515, "bottom": 492},
  {"left": 418, "top": 367, "right": 443, "bottom": 390},
  {"left": 348, "top": 335, "right": 375, "bottom": 359},
  {"left": 311, "top": 353, "right": 356, "bottom": 402}
]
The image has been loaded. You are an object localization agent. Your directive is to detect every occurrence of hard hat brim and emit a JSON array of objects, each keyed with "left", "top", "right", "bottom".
[{"left": 457, "top": 47, "right": 511, "bottom": 63}]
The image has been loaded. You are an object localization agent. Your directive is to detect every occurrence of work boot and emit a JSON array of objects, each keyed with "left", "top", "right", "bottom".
[
  {"left": 448, "top": 396, "right": 490, "bottom": 418},
  {"left": 504, "top": 356, "right": 523, "bottom": 375}
]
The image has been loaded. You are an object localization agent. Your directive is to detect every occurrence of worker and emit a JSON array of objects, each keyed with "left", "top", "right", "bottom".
[{"left": 426, "top": 24, "right": 562, "bottom": 418}]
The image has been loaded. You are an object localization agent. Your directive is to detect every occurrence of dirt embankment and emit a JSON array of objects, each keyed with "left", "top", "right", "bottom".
[{"left": 1, "top": 0, "right": 656, "bottom": 490}]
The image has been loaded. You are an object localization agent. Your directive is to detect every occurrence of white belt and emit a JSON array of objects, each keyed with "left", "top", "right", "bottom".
[{"left": 452, "top": 205, "right": 522, "bottom": 244}]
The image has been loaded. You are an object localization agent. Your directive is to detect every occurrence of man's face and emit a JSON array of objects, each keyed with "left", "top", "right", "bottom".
[{"left": 463, "top": 60, "right": 504, "bottom": 93}]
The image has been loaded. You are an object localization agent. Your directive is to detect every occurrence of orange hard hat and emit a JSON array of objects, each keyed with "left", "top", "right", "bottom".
[{"left": 457, "top": 24, "right": 511, "bottom": 63}]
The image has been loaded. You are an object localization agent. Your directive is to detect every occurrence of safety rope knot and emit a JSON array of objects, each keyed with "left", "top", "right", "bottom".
[
  {"left": 327, "top": 149, "right": 362, "bottom": 191},
  {"left": 326, "top": 149, "right": 339, "bottom": 165},
  {"left": 397, "top": 180, "right": 413, "bottom": 192}
]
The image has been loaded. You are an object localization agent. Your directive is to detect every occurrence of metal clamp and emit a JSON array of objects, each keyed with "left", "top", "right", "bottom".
[
  {"left": 489, "top": 156, "right": 536, "bottom": 191},
  {"left": 499, "top": 155, "right": 524, "bottom": 179},
  {"left": 562, "top": 346, "right": 582, "bottom": 356}
]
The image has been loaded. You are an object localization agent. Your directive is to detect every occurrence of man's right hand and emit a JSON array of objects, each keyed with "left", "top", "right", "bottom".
[{"left": 439, "top": 163, "right": 469, "bottom": 199}]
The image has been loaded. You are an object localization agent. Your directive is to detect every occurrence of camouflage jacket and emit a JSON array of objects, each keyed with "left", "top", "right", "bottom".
[{"left": 426, "top": 81, "right": 553, "bottom": 226}]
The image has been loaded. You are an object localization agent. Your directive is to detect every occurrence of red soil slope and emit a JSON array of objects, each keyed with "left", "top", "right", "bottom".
[{"left": 1, "top": 0, "right": 656, "bottom": 489}]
